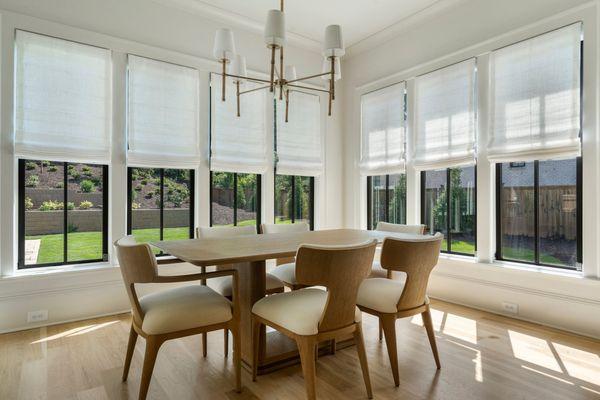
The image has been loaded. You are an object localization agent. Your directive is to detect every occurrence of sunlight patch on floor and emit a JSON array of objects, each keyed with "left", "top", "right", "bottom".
[
  {"left": 442, "top": 313, "right": 477, "bottom": 344},
  {"left": 446, "top": 339, "right": 483, "bottom": 382},
  {"left": 508, "top": 330, "right": 561, "bottom": 372},
  {"left": 552, "top": 342, "right": 600, "bottom": 386},
  {"left": 31, "top": 321, "right": 118, "bottom": 344},
  {"left": 521, "top": 365, "right": 574, "bottom": 385},
  {"left": 410, "top": 308, "right": 445, "bottom": 331}
]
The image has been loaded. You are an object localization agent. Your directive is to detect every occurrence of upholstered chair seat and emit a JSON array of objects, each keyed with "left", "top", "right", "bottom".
[
  {"left": 357, "top": 277, "right": 407, "bottom": 314},
  {"left": 268, "top": 262, "right": 297, "bottom": 286},
  {"left": 209, "top": 273, "right": 284, "bottom": 297}
]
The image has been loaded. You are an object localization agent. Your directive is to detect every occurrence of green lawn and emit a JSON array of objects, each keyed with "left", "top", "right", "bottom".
[
  {"left": 501, "top": 246, "right": 563, "bottom": 265},
  {"left": 444, "top": 239, "right": 475, "bottom": 255}
]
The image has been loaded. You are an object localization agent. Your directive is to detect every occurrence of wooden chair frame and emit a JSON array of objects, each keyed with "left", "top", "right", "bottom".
[
  {"left": 251, "top": 239, "right": 378, "bottom": 400},
  {"left": 115, "top": 238, "right": 241, "bottom": 400},
  {"left": 358, "top": 234, "right": 443, "bottom": 387}
]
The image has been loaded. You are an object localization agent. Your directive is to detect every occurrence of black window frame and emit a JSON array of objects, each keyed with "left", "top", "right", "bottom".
[
  {"left": 127, "top": 167, "right": 195, "bottom": 254},
  {"left": 209, "top": 171, "right": 262, "bottom": 232},
  {"left": 366, "top": 174, "right": 408, "bottom": 230},
  {"left": 18, "top": 159, "right": 109, "bottom": 269},
  {"left": 420, "top": 166, "right": 478, "bottom": 256},
  {"left": 495, "top": 159, "right": 582, "bottom": 271},
  {"left": 274, "top": 174, "right": 315, "bottom": 230}
]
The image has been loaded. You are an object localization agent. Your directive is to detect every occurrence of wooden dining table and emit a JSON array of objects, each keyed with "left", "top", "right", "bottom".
[{"left": 151, "top": 228, "right": 425, "bottom": 375}]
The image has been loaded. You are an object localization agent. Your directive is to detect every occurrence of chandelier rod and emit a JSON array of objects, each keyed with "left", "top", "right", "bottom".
[
  {"left": 287, "top": 84, "right": 330, "bottom": 94},
  {"left": 286, "top": 71, "right": 331, "bottom": 84}
]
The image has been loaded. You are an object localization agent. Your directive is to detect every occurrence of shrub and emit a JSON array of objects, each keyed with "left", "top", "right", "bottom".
[
  {"left": 168, "top": 191, "right": 187, "bottom": 207},
  {"left": 25, "top": 197, "right": 34, "bottom": 210},
  {"left": 140, "top": 179, "right": 148, "bottom": 185},
  {"left": 67, "top": 223, "right": 78, "bottom": 233},
  {"left": 55, "top": 182, "right": 64, "bottom": 189},
  {"left": 25, "top": 175, "right": 39, "bottom": 188},
  {"left": 66, "top": 201, "right": 75, "bottom": 210},
  {"left": 82, "top": 166, "right": 91, "bottom": 173},
  {"left": 134, "top": 185, "right": 142, "bottom": 191},
  {"left": 25, "top": 161, "right": 37, "bottom": 171},
  {"left": 79, "top": 200, "right": 93, "bottom": 209},
  {"left": 90, "top": 176, "right": 101, "bottom": 186},
  {"left": 132, "top": 202, "right": 140, "bottom": 209},
  {"left": 39, "top": 200, "right": 62, "bottom": 211},
  {"left": 48, "top": 165, "right": 58, "bottom": 172},
  {"left": 83, "top": 170, "right": 93, "bottom": 177},
  {"left": 145, "top": 192, "right": 154, "bottom": 199},
  {"left": 80, "top": 180, "right": 95, "bottom": 193},
  {"left": 70, "top": 171, "right": 81, "bottom": 180},
  {"left": 41, "top": 161, "right": 50, "bottom": 167}
]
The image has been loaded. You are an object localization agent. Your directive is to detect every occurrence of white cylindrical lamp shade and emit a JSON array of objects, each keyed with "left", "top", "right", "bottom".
[
  {"left": 323, "top": 25, "right": 345, "bottom": 57},
  {"left": 284, "top": 65, "right": 297, "bottom": 81},
  {"left": 213, "top": 28, "right": 236, "bottom": 61},
  {"left": 321, "top": 58, "right": 341, "bottom": 81},
  {"left": 230, "top": 54, "right": 247, "bottom": 82},
  {"left": 264, "top": 10, "right": 286, "bottom": 47}
]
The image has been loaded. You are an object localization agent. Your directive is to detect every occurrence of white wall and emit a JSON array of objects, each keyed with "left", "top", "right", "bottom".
[
  {"left": 342, "top": 0, "right": 600, "bottom": 338},
  {"left": 0, "top": 0, "right": 345, "bottom": 333}
]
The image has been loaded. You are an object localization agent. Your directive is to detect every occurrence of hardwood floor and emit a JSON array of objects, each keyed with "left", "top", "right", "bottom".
[{"left": 1, "top": 299, "right": 599, "bottom": 400}]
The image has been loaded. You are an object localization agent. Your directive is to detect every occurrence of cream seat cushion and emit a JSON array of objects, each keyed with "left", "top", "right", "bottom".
[
  {"left": 269, "top": 262, "right": 297, "bottom": 285},
  {"left": 209, "top": 273, "right": 284, "bottom": 297},
  {"left": 139, "top": 285, "right": 232, "bottom": 335},
  {"left": 252, "top": 288, "right": 362, "bottom": 336},
  {"left": 357, "top": 277, "right": 407, "bottom": 314}
]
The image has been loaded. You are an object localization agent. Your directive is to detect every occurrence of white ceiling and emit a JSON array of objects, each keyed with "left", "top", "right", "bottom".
[{"left": 155, "top": 0, "right": 463, "bottom": 55}]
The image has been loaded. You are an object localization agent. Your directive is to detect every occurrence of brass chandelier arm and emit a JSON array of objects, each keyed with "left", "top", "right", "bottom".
[
  {"left": 286, "top": 71, "right": 331, "bottom": 84},
  {"left": 286, "top": 84, "right": 330, "bottom": 94},
  {"left": 215, "top": 72, "right": 272, "bottom": 85},
  {"left": 239, "top": 84, "right": 271, "bottom": 95}
]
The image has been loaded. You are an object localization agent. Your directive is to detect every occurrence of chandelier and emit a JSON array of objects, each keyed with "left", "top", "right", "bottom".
[{"left": 213, "top": 0, "right": 344, "bottom": 122}]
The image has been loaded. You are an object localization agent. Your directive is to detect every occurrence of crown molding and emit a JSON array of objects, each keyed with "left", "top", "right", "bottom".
[{"left": 149, "top": 0, "right": 323, "bottom": 53}]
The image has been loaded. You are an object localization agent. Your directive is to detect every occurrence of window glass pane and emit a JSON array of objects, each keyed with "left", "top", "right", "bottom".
[
  {"left": 388, "top": 174, "right": 406, "bottom": 225},
  {"left": 67, "top": 163, "right": 104, "bottom": 262},
  {"left": 130, "top": 168, "right": 161, "bottom": 252},
  {"left": 370, "top": 175, "right": 386, "bottom": 229},
  {"left": 423, "top": 169, "right": 448, "bottom": 250},
  {"left": 295, "top": 176, "right": 312, "bottom": 225},
  {"left": 500, "top": 162, "right": 535, "bottom": 262},
  {"left": 539, "top": 159, "right": 578, "bottom": 268},
  {"left": 24, "top": 160, "right": 64, "bottom": 265},
  {"left": 275, "top": 175, "right": 292, "bottom": 224},
  {"left": 449, "top": 167, "right": 476, "bottom": 255},
  {"left": 211, "top": 172, "right": 234, "bottom": 226},
  {"left": 237, "top": 174, "right": 258, "bottom": 227},
  {"left": 163, "top": 169, "right": 191, "bottom": 241}
]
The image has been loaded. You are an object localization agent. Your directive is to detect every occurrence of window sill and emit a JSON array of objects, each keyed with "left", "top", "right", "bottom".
[
  {"left": 490, "top": 259, "right": 583, "bottom": 279},
  {"left": 4, "top": 261, "right": 116, "bottom": 280}
]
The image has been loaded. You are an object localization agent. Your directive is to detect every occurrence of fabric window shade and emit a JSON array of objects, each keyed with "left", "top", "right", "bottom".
[
  {"left": 210, "top": 74, "right": 268, "bottom": 174},
  {"left": 127, "top": 55, "right": 200, "bottom": 168},
  {"left": 413, "top": 59, "right": 477, "bottom": 170},
  {"left": 360, "top": 83, "right": 405, "bottom": 175},
  {"left": 488, "top": 23, "right": 581, "bottom": 162},
  {"left": 276, "top": 91, "right": 322, "bottom": 176},
  {"left": 14, "top": 30, "right": 111, "bottom": 163}
]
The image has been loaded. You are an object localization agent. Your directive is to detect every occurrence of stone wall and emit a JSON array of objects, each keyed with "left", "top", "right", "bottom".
[{"left": 25, "top": 208, "right": 190, "bottom": 235}]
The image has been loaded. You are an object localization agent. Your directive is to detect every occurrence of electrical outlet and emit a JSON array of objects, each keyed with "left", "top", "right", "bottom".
[
  {"left": 502, "top": 302, "right": 518, "bottom": 315},
  {"left": 27, "top": 310, "right": 48, "bottom": 323}
]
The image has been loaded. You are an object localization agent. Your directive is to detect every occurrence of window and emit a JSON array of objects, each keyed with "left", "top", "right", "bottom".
[
  {"left": 275, "top": 175, "right": 314, "bottom": 229},
  {"left": 18, "top": 160, "right": 108, "bottom": 268},
  {"left": 496, "top": 158, "right": 581, "bottom": 270},
  {"left": 210, "top": 172, "right": 261, "bottom": 229},
  {"left": 366, "top": 174, "right": 406, "bottom": 230},
  {"left": 127, "top": 168, "right": 194, "bottom": 253},
  {"left": 421, "top": 166, "right": 476, "bottom": 255}
]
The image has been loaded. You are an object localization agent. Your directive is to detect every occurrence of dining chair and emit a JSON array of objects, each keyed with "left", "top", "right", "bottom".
[
  {"left": 260, "top": 222, "right": 310, "bottom": 290},
  {"left": 115, "top": 236, "right": 241, "bottom": 400},
  {"left": 356, "top": 233, "right": 443, "bottom": 387},
  {"left": 370, "top": 222, "right": 426, "bottom": 279},
  {"left": 197, "top": 225, "right": 285, "bottom": 356},
  {"left": 251, "top": 239, "right": 378, "bottom": 400}
]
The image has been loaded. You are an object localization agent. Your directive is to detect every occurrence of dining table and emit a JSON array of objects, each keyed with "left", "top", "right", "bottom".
[{"left": 151, "top": 228, "right": 426, "bottom": 375}]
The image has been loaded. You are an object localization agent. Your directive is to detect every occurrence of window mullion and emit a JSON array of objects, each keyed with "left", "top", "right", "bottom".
[
  {"left": 159, "top": 168, "right": 164, "bottom": 241},
  {"left": 366, "top": 176, "right": 372, "bottom": 230},
  {"left": 233, "top": 173, "right": 238, "bottom": 226},
  {"left": 534, "top": 161, "right": 540, "bottom": 264},
  {"left": 63, "top": 162, "right": 68, "bottom": 263},
  {"left": 291, "top": 175, "right": 295, "bottom": 224},
  {"left": 385, "top": 175, "right": 390, "bottom": 222},
  {"left": 446, "top": 168, "right": 451, "bottom": 253}
]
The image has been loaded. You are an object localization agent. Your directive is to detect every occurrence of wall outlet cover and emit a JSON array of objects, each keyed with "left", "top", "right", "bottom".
[{"left": 27, "top": 310, "right": 48, "bottom": 323}]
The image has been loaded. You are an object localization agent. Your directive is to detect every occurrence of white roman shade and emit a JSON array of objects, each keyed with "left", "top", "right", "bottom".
[
  {"left": 210, "top": 74, "right": 268, "bottom": 174},
  {"left": 276, "top": 91, "right": 322, "bottom": 176},
  {"left": 413, "top": 59, "right": 476, "bottom": 170},
  {"left": 359, "top": 83, "right": 405, "bottom": 175},
  {"left": 14, "top": 30, "right": 111, "bottom": 163},
  {"left": 127, "top": 55, "right": 200, "bottom": 168},
  {"left": 488, "top": 23, "right": 582, "bottom": 162}
]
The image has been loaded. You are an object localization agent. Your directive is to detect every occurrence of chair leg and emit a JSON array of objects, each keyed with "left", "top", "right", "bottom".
[
  {"left": 422, "top": 307, "right": 441, "bottom": 369},
  {"left": 354, "top": 323, "right": 373, "bottom": 399},
  {"left": 224, "top": 329, "right": 229, "bottom": 357},
  {"left": 202, "top": 332, "right": 207, "bottom": 358},
  {"left": 378, "top": 320, "right": 383, "bottom": 341},
  {"left": 138, "top": 336, "right": 163, "bottom": 400},
  {"left": 232, "top": 324, "right": 242, "bottom": 393},
  {"left": 296, "top": 337, "right": 317, "bottom": 400},
  {"left": 381, "top": 315, "right": 400, "bottom": 387},
  {"left": 251, "top": 317, "right": 261, "bottom": 382},
  {"left": 122, "top": 324, "right": 138, "bottom": 382}
]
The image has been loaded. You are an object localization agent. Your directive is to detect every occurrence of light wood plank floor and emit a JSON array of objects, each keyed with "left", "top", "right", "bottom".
[{"left": 1, "top": 299, "right": 599, "bottom": 400}]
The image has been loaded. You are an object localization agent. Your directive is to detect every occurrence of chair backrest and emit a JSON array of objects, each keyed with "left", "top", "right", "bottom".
[
  {"left": 376, "top": 221, "right": 426, "bottom": 235},
  {"left": 114, "top": 236, "right": 159, "bottom": 326},
  {"left": 197, "top": 225, "right": 257, "bottom": 239},
  {"left": 260, "top": 222, "right": 310, "bottom": 265},
  {"left": 295, "top": 239, "right": 377, "bottom": 333},
  {"left": 379, "top": 233, "right": 443, "bottom": 311}
]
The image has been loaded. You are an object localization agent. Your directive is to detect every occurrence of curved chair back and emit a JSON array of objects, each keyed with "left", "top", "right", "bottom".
[
  {"left": 197, "top": 225, "right": 256, "bottom": 239},
  {"left": 114, "top": 236, "right": 159, "bottom": 326},
  {"left": 295, "top": 239, "right": 377, "bottom": 333},
  {"left": 260, "top": 222, "right": 310, "bottom": 265},
  {"left": 376, "top": 221, "right": 426, "bottom": 235},
  {"left": 379, "top": 233, "right": 443, "bottom": 311}
]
